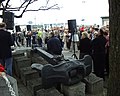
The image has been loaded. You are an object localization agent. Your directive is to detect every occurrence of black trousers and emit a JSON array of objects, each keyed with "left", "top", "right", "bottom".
[{"left": 92, "top": 53, "right": 106, "bottom": 79}]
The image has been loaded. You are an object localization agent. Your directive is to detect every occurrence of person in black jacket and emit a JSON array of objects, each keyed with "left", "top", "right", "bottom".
[
  {"left": 78, "top": 31, "right": 92, "bottom": 59},
  {"left": 0, "top": 22, "right": 14, "bottom": 76},
  {"left": 91, "top": 29, "right": 107, "bottom": 79},
  {"left": 47, "top": 32, "right": 62, "bottom": 55}
]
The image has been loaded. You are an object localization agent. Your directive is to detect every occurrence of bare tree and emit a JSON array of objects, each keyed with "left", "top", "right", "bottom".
[{"left": 0, "top": 0, "right": 61, "bottom": 18}]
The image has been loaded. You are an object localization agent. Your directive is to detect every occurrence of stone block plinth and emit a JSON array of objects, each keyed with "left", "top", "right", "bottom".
[
  {"left": 61, "top": 82, "right": 85, "bottom": 96},
  {"left": 14, "top": 57, "right": 31, "bottom": 78},
  {"left": 27, "top": 77, "right": 42, "bottom": 96},
  {"left": 20, "top": 66, "right": 39, "bottom": 86},
  {"left": 83, "top": 73, "right": 104, "bottom": 95},
  {"left": 36, "top": 87, "right": 64, "bottom": 96}
]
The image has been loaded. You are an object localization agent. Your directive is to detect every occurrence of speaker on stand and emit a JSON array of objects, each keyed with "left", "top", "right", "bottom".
[
  {"left": 26, "top": 25, "right": 31, "bottom": 31},
  {"left": 68, "top": 19, "right": 78, "bottom": 59},
  {"left": 3, "top": 11, "right": 14, "bottom": 30},
  {"left": 15, "top": 25, "right": 21, "bottom": 32}
]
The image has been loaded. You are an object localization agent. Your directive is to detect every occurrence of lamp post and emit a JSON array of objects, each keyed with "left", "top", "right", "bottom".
[{"left": 34, "top": 16, "right": 36, "bottom": 25}]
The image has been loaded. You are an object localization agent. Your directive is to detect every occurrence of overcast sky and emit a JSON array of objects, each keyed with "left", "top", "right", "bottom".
[{"left": 2, "top": 0, "right": 109, "bottom": 25}]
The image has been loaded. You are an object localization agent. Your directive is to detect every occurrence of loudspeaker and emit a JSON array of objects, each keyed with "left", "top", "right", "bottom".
[
  {"left": 26, "top": 25, "right": 31, "bottom": 31},
  {"left": 3, "top": 12, "right": 14, "bottom": 30},
  {"left": 68, "top": 19, "right": 77, "bottom": 33},
  {"left": 15, "top": 26, "right": 21, "bottom": 32}
]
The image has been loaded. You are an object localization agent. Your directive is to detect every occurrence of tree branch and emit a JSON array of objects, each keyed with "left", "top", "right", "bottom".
[
  {"left": 25, "top": 4, "right": 59, "bottom": 11},
  {"left": 5, "top": 0, "right": 10, "bottom": 9},
  {"left": 0, "top": 0, "right": 61, "bottom": 18}
]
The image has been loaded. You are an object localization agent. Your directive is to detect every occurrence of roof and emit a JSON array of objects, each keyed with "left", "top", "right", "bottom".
[{"left": 101, "top": 16, "right": 109, "bottom": 19}]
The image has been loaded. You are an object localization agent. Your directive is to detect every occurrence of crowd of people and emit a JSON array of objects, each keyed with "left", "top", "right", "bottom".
[
  {"left": 0, "top": 22, "right": 109, "bottom": 80},
  {"left": 78, "top": 25, "right": 109, "bottom": 80}
]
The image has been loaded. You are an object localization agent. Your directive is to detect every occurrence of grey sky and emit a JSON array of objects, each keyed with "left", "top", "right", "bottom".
[{"left": 1, "top": 0, "right": 109, "bottom": 25}]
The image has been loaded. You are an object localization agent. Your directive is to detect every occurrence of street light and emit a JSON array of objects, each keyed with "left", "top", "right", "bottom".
[{"left": 34, "top": 17, "right": 36, "bottom": 25}]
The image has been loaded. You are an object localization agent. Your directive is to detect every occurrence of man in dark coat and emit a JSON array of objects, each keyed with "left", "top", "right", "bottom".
[
  {"left": 47, "top": 32, "right": 62, "bottom": 55},
  {"left": 91, "top": 29, "right": 107, "bottom": 79},
  {"left": 0, "top": 22, "right": 14, "bottom": 76}
]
